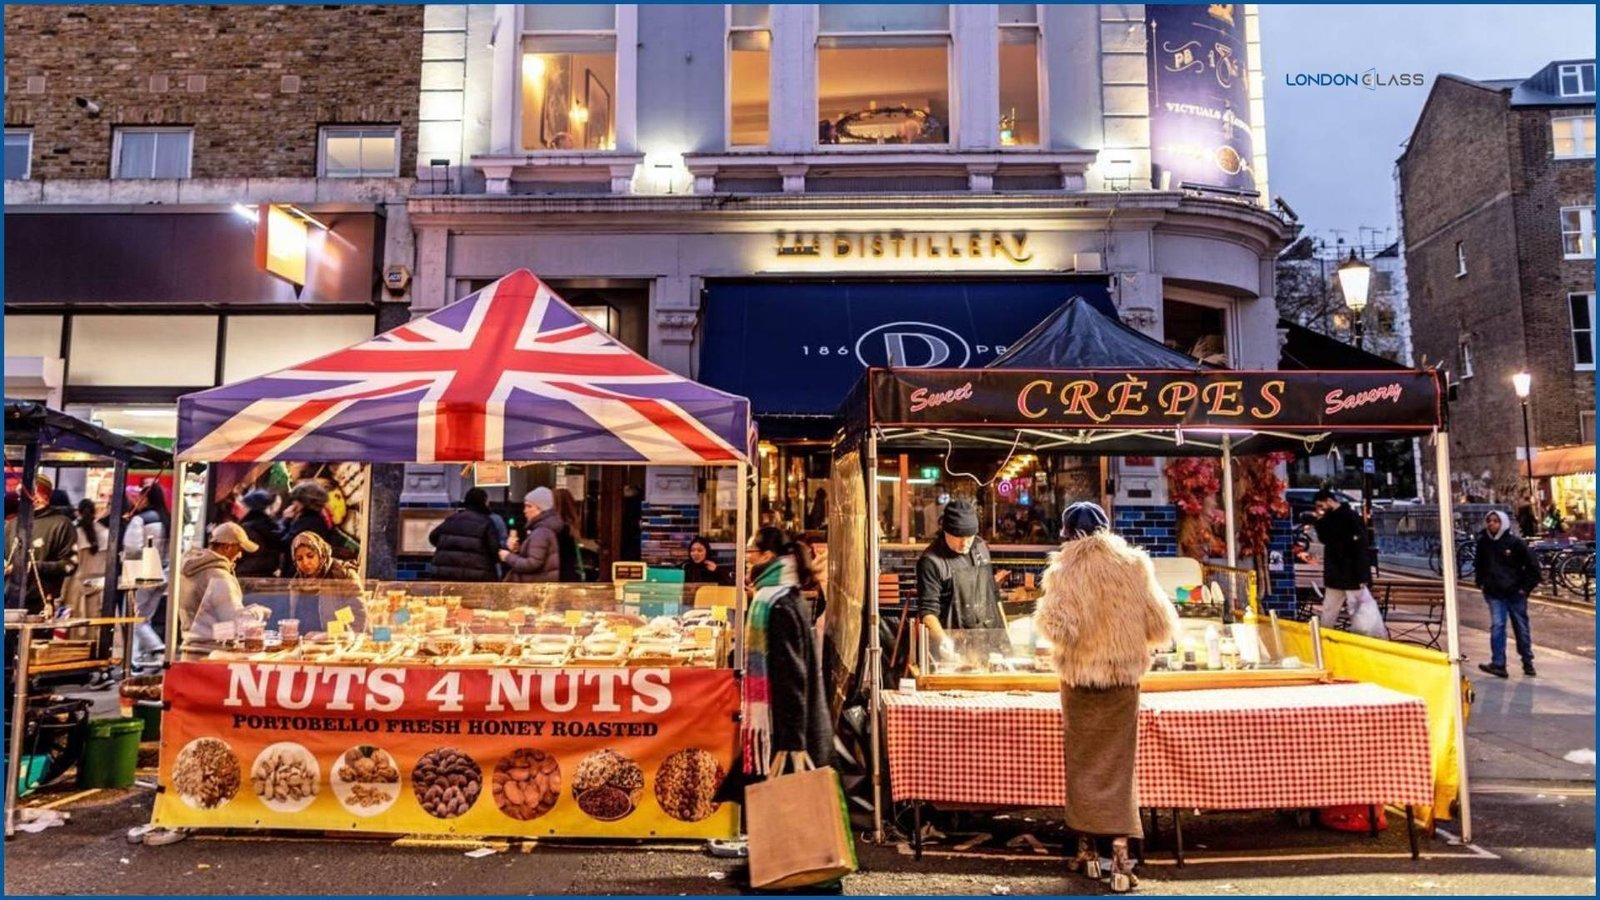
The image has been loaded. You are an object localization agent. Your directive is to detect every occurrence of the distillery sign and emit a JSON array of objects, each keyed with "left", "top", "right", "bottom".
[
  {"left": 773, "top": 230, "right": 1034, "bottom": 264},
  {"left": 870, "top": 369, "right": 1446, "bottom": 432}
]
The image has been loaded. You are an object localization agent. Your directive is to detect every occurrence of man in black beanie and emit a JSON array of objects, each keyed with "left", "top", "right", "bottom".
[{"left": 916, "top": 497, "right": 1007, "bottom": 661}]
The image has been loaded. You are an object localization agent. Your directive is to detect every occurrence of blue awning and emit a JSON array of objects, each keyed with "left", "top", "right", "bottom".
[{"left": 697, "top": 279, "right": 1111, "bottom": 418}]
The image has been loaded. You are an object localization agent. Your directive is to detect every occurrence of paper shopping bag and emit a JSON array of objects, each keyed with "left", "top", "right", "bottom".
[{"left": 746, "top": 754, "right": 858, "bottom": 890}]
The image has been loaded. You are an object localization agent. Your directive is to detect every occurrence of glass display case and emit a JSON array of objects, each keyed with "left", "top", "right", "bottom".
[{"left": 185, "top": 579, "right": 736, "bottom": 669}]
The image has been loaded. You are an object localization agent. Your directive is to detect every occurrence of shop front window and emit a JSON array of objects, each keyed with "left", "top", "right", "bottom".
[
  {"left": 520, "top": 4, "right": 617, "bottom": 152},
  {"left": 997, "top": 5, "right": 1041, "bottom": 146},
  {"left": 817, "top": 4, "right": 951, "bottom": 146},
  {"left": 874, "top": 451, "right": 1101, "bottom": 546}
]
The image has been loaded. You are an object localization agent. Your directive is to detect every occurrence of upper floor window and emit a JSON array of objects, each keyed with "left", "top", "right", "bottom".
[
  {"left": 1571, "top": 292, "right": 1595, "bottom": 371},
  {"left": 1561, "top": 206, "right": 1596, "bottom": 259},
  {"left": 1558, "top": 62, "right": 1595, "bottom": 97},
  {"left": 817, "top": 4, "right": 950, "bottom": 146},
  {"left": 1553, "top": 114, "right": 1595, "bottom": 158},
  {"left": 520, "top": 4, "right": 617, "bottom": 152},
  {"left": 728, "top": 5, "right": 771, "bottom": 147},
  {"left": 319, "top": 126, "right": 400, "bottom": 177},
  {"left": 112, "top": 127, "right": 192, "bottom": 179},
  {"left": 4, "top": 129, "right": 32, "bottom": 180},
  {"left": 998, "top": 5, "right": 1041, "bottom": 146}
]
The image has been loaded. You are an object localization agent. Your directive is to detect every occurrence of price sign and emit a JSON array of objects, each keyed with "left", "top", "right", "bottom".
[
  {"left": 564, "top": 609, "right": 584, "bottom": 627},
  {"left": 393, "top": 608, "right": 411, "bottom": 625},
  {"left": 335, "top": 606, "right": 355, "bottom": 624},
  {"left": 711, "top": 606, "right": 728, "bottom": 623}
]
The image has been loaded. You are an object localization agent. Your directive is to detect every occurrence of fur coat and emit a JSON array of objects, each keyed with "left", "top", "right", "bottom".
[{"left": 1032, "top": 532, "right": 1181, "bottom": 689}]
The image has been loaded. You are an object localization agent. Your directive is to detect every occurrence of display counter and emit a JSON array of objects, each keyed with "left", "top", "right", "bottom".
[{"left": 155, "top": 580, "right": 740, "bottom": 840}]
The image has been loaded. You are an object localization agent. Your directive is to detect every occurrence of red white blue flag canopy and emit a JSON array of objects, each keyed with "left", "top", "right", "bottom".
[{"left": 177, "top": 270, "right": 751, "bottom": 464}]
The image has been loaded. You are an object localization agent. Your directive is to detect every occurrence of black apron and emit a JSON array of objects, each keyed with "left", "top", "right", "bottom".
[{"left": 944, "top": 542, "right": 1004, "bottom": 631}]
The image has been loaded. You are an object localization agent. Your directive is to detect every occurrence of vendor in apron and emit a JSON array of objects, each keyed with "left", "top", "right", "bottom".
[{"left": 915, "top": 498, "right": 1010, "bottom": 662}]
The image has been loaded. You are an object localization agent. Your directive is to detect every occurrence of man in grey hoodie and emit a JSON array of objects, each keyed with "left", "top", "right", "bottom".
[
  {"left": 1473, "top": 510, "right": 1542, "bottom": 678},
  {"left": 177, "top": 522, "right": 259, "bottom": 649}
]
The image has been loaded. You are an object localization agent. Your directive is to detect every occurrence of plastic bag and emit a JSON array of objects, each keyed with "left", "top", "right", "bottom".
[{"left": 1347, "top": 587, "right": 1388, "bottom": 639}]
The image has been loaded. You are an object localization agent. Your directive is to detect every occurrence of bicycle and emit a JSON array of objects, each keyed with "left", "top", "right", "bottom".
[
  {"left": 1427, "top": 531, "right": 1475, "bottom": 580},
  {"left": 1555, "top": 548, "right": 1595, "bottom": 601}
]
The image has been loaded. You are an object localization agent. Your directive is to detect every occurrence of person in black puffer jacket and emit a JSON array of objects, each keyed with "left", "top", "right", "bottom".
[
  {"left": 1473, "top": 510, "right": 1541, "bottom": 679},
  {"left": 1308, "top": 489, "right": 1373, "bottom": 629},
  {"left": 235, "top": 490, "right": 285, "bottom": 578},
  {"left": 501, "top": 488, "right": 562, "bottom": 583},
  {"left": 429, "top": 488, "right": 501, "bottom": 582}
]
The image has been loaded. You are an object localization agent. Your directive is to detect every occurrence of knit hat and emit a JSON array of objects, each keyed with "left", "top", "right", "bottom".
[
  {"left": 242, "top": 489, "right": 275, "bottom": 513},
  {"left": 940, "top": 498, "right": 980, "bottom": 537},
  {"left": 525, "top": 487, "right": 555, "bottom": 511},
  {"left": 1060, "top": 501, "right": 1110, "bottom": 541}
]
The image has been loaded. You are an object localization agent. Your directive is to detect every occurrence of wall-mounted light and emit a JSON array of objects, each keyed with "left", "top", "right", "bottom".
[
  {"left": 575, "top": 303, "right": 617, "bottom": 336},
  {"left": 522, "top": 54, "right": 546, "bottom": 83},
  {"left": 1102, "top": 157, "right": 1133, "bottom": 191}
]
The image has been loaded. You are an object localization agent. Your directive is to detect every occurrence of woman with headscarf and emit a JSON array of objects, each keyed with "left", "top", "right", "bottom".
[
  {"left": 1033, "top": 502, "right": 1179, "bottom": 893},
  {"left": 289, "top": 531, "right": 368, "bottom": 633}
]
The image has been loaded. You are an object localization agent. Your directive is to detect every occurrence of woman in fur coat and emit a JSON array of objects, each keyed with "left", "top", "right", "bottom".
[{"left": 1033, "top": 502, "right": 1180, "bottom": 893}]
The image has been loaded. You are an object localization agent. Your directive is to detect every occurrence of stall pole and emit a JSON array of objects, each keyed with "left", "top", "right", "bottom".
[
  {"left": 1433, "top": 430, "right": 1473, "bottom": 843},
  {"left": 165, "top": 464, "right": 190, "bottom": 657},
  {"left": 356, "top": 463, "right": 373, "bottom": 582},
  {"left": 865, "top": 431, "right": 886, "bottom": 843},
  {"left": 7, "top": 440, "right": 40, "bottom": 605},
  {"left": 734, "top": 461, "right": 748, "bottom": 669},
  {"left": 1221, "top": 437, "right": 1239, "bottom": 570},
  {"left": 103, "top": 461, "right": 131, "bottom": 665}
]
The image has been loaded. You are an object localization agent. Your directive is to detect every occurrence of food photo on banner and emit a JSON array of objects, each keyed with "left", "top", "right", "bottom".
[{"left": 152, "top": 663, "right": 739, "bottom": 839}]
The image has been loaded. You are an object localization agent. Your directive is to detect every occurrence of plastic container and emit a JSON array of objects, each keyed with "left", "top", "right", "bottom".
[
  {"left": 77, "top": 717, "right": 143, "bottom": 789},
  {"left": 133, "top": 701, "right": 163, "bottom": 742}
]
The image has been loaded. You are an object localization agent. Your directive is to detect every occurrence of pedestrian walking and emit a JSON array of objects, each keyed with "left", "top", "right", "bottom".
[
  {"left": 1473, "top": 510, "right": 1542, "bottom": 678},
  {"left": 64, "top": 498, "right": 110, "bottom": 620},
  {"left": 428, "top": 488, "right": 501, "bottom": 582},
  {"left": 501, "top": 487, "right": 562, "bottom": 583},
  {"left": 1033, "top": 502, "right": 1178, "bottom": 893},
  {"left": 122, "top": 483, "right": 170, "bottom": 666},
  {"left": 1308, "top": 489, "right": 1384, "bottom": 636}
]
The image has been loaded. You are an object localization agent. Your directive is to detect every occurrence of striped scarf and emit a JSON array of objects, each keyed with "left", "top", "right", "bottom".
[{"left": 742, "top": 555, "right": 796, "bottom": 776}]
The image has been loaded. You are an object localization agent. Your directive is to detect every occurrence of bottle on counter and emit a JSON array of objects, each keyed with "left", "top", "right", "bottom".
[
  {"left": 1204, "top": 624, "right": 1222, "bottom": 671},
  {"left": 1219, "top": 637, "right": 1240, "bottom": 670},
  {"left": 1179, "top": 633, "right": 1199, "bottom": 671}
]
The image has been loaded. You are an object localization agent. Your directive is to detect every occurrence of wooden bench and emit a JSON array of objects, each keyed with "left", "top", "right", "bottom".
[{"left": 1372, "top": 581, "right": 1445, "bottom": 650}]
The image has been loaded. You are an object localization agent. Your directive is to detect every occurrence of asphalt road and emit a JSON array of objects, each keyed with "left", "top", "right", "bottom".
[
  {"left": 3, "top": 786, "right": 1594, "bottom": 895},
  {"left": 1381, "top": 564, "right": 1596, "bottom": 660}
]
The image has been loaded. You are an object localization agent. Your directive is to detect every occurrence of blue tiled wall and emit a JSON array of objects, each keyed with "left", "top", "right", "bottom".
[
  {"left": 641, "top": 503, "right": 700, "bottom": 567},
  {"left": 1114, "top": 506, "right": 1180, "bottom": 557}
]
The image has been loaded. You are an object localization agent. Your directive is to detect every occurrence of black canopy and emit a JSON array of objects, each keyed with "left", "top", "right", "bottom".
[
  {"left": 4, "top": 400, "right": 172, "bottom": 466},
  {"left": 989, "top": 296, "right": 1207, "bottom": 371}
]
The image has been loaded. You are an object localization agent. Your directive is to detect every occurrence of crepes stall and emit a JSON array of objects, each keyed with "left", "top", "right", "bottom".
[
  {"left": 825, "top": 298, "right": 1473, "bottom": 848},
  {"left": 153, "top": 269, "right": 753, "bottom": 841}
]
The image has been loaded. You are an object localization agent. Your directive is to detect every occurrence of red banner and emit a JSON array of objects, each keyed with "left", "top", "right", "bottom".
[{"left": 153, "top": 662, "right": 740, "bottom": 839}]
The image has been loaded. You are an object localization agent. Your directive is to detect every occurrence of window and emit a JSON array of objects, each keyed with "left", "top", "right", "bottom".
[
  {"left": 1373, "top": 270, "right": 1395, "bottom": 294},
  {"left": 4, "top": 129, "right": 31, "bottom": 180},
  {"left": 997, "top": 5, "right": 1041, "bottom": 146},
  {"left": 817, "top": 4, "right": 950, "bottom": 146},
  {"left": 1163, "top": 298, "right": 1229, "bottom": 366},
  {"left": 112, "top": 128, "right": 192, "bottom": 179},
  {"left": 1581, "top": 410, "right": 1596, "bottom": 445},
  {"left": 1558, "top": 62, "right": 1595, "bottom": 97},
  {"left": 319, "top": 127, "right": 400, "bottom": 177},
  {"left": 68, "top": 315, "right": 217, "bottom": 386},
  {"left": 1562, "top": 206, "right": 1596, "bottom": 259},
  {"left": 1458, "top": 341, "right": 1474, "bottom": 379},
  {"left": 222, "top": 314, "right": 376, "bottom": 382},
  {"left": 1570, "top": 292, "right": 1595, "bottom": 371},
  {"left": 1455, "top": 241, "right": 1467, "bottom": 277},
  {"left": 520, "top": 4, "right": 617, "bottom": 151},
  {"left": 728, "top": 5, "right": 771, "bottom": 147},
  {"left": 1553, "top": 114, "right": 1595, "bottom": 158}
]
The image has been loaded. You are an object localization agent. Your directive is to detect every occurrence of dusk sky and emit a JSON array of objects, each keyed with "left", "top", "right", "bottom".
[{"left": 1259, "top": 3, "right": 1596, "bottom": 251}]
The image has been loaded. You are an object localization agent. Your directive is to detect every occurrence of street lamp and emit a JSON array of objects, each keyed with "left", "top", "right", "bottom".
[
  {"left": 1513, "top": 370, "right": 1537, "bottom": 522},
  {"left": 1336, "top": 249, "right": 1372, "bottom": 351}
]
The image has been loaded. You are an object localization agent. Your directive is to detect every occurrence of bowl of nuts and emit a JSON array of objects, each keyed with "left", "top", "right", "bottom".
[{"left": 412, "top": 747, "right": 482, "bottom": 820}]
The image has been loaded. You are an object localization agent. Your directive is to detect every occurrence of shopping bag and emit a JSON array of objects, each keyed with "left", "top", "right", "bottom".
[
  {"left": 1347, "top": 587, "right": 1389, "bottom": 639},
  {"left": 1317, "top": 804, "right": 1388, "bottom": 832},
  {"left": 746, "top": 751, "right": 859, "bottom": 890}
]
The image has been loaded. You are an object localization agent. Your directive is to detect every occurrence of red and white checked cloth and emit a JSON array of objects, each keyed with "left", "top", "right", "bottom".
[{"left": 884, "top": 682, "right": 1433, "bottom": 810}]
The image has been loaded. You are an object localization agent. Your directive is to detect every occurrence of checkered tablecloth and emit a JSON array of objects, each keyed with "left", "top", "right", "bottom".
[{"left": 884, "top": 682, "right": 1433, "bottom": 810}]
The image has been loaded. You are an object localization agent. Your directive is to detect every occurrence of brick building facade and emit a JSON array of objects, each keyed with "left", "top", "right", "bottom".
[{"left": 1398, "top": 61, "right": 1596, "bottom": 504}]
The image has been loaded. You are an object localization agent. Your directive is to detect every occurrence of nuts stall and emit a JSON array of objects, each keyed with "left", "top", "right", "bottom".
[{"left": 151, "top": 270, "right": 755, "bottom": 841}]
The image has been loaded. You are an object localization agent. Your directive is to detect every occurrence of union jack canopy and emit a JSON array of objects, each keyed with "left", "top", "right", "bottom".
[{"left": 177, "top": 270, "right": 751, "bottom": 464}]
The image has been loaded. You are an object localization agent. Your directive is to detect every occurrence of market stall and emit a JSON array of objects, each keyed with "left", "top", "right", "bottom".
[
  {"left": 824, "top": 298, "right": 1472, "bottom": 842},
  {"left": 156, "top": 269, "right": 754, "bottom": 840},
  {"left": 5, "top": 400, "right": 172, "bottom": 836}
]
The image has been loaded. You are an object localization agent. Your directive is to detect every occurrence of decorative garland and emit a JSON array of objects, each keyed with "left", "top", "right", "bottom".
[{"left": 1164, "top": 452, "right": 1294, "bottom": 563}]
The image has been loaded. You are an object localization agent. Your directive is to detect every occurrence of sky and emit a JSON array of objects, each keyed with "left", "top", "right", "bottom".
[{"left": 1259, "top": 3, "right": 1596, "bottom": 252}]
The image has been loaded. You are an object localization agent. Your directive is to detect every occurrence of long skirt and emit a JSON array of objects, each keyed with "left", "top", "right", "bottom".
[{"left": 1060, "top": 683, "right": 1143, "bottom": 838}]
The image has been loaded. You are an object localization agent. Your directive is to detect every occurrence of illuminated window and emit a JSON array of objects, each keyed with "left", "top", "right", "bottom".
[
  {"left": 113, "top": 127, "right": 192, "bottom": 179},
  {"left": 728, "top": 5, "right": 771, "bottom": 147},
  {"left": 319, "top": 126, "right": 400, "bottom": 177},
  {"left": 1553, "top": 115, "right": 1595, "bottom": 158},
  {"left": 1562, "top": 206, "right": 1595, "bottom": 259},
  {"left": 5, "top": 130, "right": 31, "bottom": 180},
  {"left": 520, "top": 4, "right": 617, "bottom": 152},
  {"left": 817, "top": 4, "right": 950, "bottom": 146},
  {"left": 997, "top": 5, "right": 1041, "bottom": 146}
]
